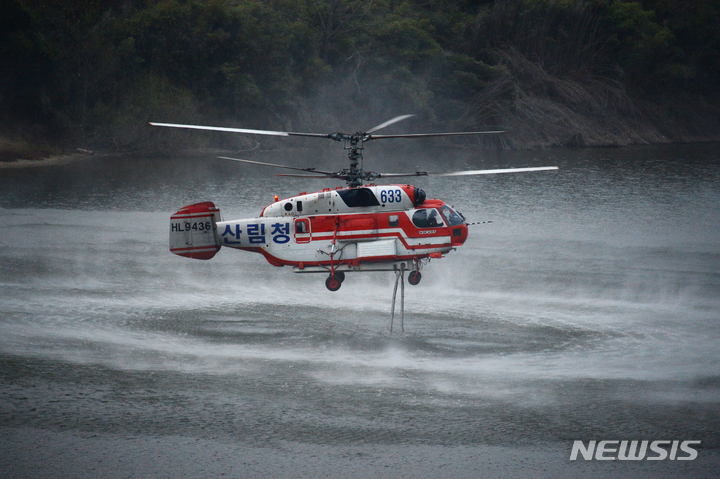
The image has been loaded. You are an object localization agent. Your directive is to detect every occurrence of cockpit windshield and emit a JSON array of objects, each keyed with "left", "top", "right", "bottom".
[{"left": 439, "top": 205, "right": 465, "bottom": 226}]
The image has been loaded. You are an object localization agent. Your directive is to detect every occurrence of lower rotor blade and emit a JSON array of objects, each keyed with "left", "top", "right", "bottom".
[
  {"left": 369, "top": 130, "right": 506, "bottom": 140},
  {"left": 375, "top": 166, "right": 558, "bottom": 178},
  {"left": 433, "top": 166, "right": 558, "bottom": 176},
  {"left": 217, "top": 156, "right": 336, "bottom": 175},
  {"left": 376, "top": 172, "right": 429, "bottom": 178},
  {"left": 277, "top": 174, "right": 343, "bottom": 178}
]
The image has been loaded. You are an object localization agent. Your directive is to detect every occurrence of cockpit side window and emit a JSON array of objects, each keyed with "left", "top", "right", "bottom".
[
  {"left": 337, "top": 188, "right": 380, "bottom": 207},
  {"left": 439, "top": 205, "right": 465, "bottom": 226},
  {"left": 412, "top": 209, "right": 444, "bottom": 228}
]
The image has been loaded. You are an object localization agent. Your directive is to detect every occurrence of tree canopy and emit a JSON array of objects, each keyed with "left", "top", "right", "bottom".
[{"left": 2, "top": 0, "right": 719, "bottom": 149}]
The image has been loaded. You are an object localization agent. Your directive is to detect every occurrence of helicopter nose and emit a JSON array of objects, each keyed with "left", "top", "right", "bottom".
[{"left": 451, "top": 224, "right": 468, "bottom": 246}]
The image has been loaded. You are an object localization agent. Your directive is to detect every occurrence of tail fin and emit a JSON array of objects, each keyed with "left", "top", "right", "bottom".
[{"left": 169, "top": 201, "right": 221, "bottom": 260}]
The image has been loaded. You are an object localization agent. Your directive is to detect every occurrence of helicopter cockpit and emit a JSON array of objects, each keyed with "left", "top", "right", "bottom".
[
  {"left": 411, "top": 208, "right": 444, "bottom": 228},
  {"left": 411, "top": 205, "right": 467, "bottom": 229},
  {"left": 439, "top": 205, "right": 465, "bottom": 226}
]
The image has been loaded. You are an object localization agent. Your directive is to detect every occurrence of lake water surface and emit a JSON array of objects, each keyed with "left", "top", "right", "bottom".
[{"left": 1, "top": 143, "right": 719, "bottom": 478}]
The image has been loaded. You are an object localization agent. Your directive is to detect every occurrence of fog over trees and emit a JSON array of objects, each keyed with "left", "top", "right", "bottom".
[{"left": 2, "top": 0, "right": 719, "bottom": 153}]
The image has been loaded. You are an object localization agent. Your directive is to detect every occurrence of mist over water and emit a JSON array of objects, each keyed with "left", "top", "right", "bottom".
[{"left": 1, "top": 142, "right": 719, "bottom": 477}]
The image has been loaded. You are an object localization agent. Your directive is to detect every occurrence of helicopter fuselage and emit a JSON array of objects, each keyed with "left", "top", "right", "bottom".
[
  {"left": 169, "top": 184, "right": 469, "bottom": 278},
  {"left": 156, "top": 115, "right": 555, "bottom": 296}
]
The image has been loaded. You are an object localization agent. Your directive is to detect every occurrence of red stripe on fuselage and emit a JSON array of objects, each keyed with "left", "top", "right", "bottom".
[
  {"left": 308, "top": 211, "right": 448, "bottom": 236},
  {"left": 170, "top": 245, "right": 219, "bottom": 253},
  {"left": 171, "top": 213, "right": 216, "bottom": 220},
  {"left": 306, "top": 211, "right": 450, "bottom": 250},
  {"left": 241, "top": 246, "right": 439, "bottom": 269}
]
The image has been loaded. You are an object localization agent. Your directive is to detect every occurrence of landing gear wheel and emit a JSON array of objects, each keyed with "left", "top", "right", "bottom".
[
  {"left": 334, "top": 271, "right": 345, "bottom": 283},
  {"left": 325, "top": 275, "right": 342, "bottom": 291},
  {"left": 408, "top": 270, "right": 422, "bottom": 286}
]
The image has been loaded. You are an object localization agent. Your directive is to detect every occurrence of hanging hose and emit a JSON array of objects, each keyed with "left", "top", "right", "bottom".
[
  {"left": 329, "top": 216, "right": 340, "bottom": 276},
  {"left": 390, "top": 263, "right": 405, "bottom": 333}
]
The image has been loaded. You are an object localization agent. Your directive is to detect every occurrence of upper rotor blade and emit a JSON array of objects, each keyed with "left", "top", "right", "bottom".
[
  {"left": 150, "top": 122, "right": 331, "bottom": 139},
  {"left": 151, "top": 122, "right": 289, "bottom": 136},
  {"left": 368, "top": 130, "right": 506, "bottom": 140},
  {"left": 217, "top": 156, "right": 337, "bottom": 175},
  {"left": 375, "top": 166, "right": 558, "bottom": 178},
  {"left": 366, "top": 115, "right": 415, "bottom": 134}
]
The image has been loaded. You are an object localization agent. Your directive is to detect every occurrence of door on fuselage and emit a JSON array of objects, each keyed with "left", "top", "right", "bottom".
[{"left": 294, "top": 218, "right": 311, "bottom": 243}]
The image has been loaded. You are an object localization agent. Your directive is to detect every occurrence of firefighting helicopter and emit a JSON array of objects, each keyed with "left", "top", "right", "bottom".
[{"left": 151, "top": 115, "right": 557, "bottom": 330}]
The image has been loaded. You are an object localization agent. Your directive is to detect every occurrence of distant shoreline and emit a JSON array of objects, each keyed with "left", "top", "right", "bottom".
[
  {"left": 2, "top": 137, "right": 720, "bottom": 170},
  {"left": 0, "top": 151, "right": 96, "bottom": 169}
]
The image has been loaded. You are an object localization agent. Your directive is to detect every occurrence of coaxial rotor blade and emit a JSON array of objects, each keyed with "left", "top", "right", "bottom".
[
  {"left": 150, "top": 122, "right": 331, "bottom": 139},
  {"left": 433, "top": 166, "right": 558, "bottom": 176},
  {"left": 150, "top": 121, "right": 506, "bottom": 142},
  {"left": 368, "top": 130, "right": 506, "bottom": 140},
  {"left": 277, "top": 174, "right": 346, "bottom": 178},
  {"left": 375, "top": 166, "right": 558, "bottom": 178},
  {"left": 366, "top": 115, "right": 415, "bottom": 134},
  {"left": 217, "top": 156, "right": 337, "bottom": 175},
  {"left": 151, "top": 122, "right": 289, "bottom": 136},
  {"left": 375, "top": 172, "right": 429, "bottom": 178}
]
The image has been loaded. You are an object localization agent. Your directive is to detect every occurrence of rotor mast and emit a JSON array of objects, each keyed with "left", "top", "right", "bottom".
[{"left": 328, "top": 132, "right": 371, "bottom": 187}]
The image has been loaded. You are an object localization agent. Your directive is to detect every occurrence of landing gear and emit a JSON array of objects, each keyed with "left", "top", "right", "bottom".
[
  {"left": 325, "top": 274, "right": 342, "bottom": 291},
  {"left": 408, "top": 270, "right": 422, "bottom": 285}
]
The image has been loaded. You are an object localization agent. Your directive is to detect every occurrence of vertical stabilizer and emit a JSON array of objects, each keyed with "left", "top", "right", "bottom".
[{"left": 169, "top": 202, "right": 221, "bottom": 260}]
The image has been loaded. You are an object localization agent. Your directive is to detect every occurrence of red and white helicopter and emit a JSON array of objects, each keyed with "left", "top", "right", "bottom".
[{"left": 151, "top": 115, "right": 557, "bottom": 327}]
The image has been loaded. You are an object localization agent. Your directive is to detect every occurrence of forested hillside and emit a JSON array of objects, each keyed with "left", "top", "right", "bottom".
[{"left": 2, "top": 0, "right": 719, "bottom": 153}]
